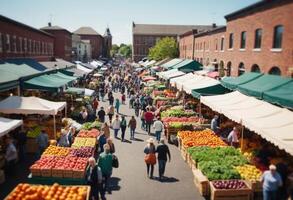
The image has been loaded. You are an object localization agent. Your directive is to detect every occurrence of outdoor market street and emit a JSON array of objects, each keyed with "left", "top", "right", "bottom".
[{"left": 95, "top": 92, "right": 204, "bottom": 200}]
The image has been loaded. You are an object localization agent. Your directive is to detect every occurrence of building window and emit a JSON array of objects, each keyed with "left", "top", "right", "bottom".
[
  {"left": 251, "top": 64, "right": 261, "bottom": 73},
  {"left": 273, "top": 25, "right": 283, "bottom": 49},
  {"left": 215, "top": 39, "right": 218, "bottom": 50},
  {"left": 28, "top": 39, "right": 31, "bottom": 54},
  {"left": 18, "top": 37, "right": 22, "bottom": 53},
  {"left": 226, "top": 61, "right": 232, "bottom": 77},
  {"left": 32, "top": 40, "right": 35, "bottom": 54},
  {"left": 24, "top": 38, "right": 27, "bottom": 53},
  {"left": 6, "top": 34, "right": 10, "bottom": 52},
  {"left": 254, "top": 29, "right": 262, "bottom": 49},
  {"left": 0, "top": 33, "right": 2, "bottom": 52},
  {"left": 229, "top": 33, "right": 233, "bottom": 49},
  {"left": 240, "top": 31, "right": 246, "bottom": 49},
  {"left": 238, "top": 62, "right": 245, "bottom": 76},
  {"left": 220, "top": 37, "right": 224, "bottom": 51},
  {"left": 268, "top": 66, "right": 281, "bottom": 75},
  {"left": 12, "top": 35, "right": 17, "bottom": 53}
]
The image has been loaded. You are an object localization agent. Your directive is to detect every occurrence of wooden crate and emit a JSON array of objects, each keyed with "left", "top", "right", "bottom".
[
  {"left": 210, "top": 181, "right": 252, "bottom": 200},
  {"left": 30, "top": 167, "right": 41, "bottom": 177},
  {"left": 41, "top": 168, "right": 52, "bottom": 177},
  {"left": 192, "top": 168, "right": 210, "bottom": 197},
  {"left": 188, "top": 156, "right": 197, "bottom": 170},
  {"left": 72, "top": 170, "right": 85, "bottom": 179},
  {"left": 178, "top": 137, "right": 182, "bottom": 150},
  {"left": 63, "top": 170, "right": 73, "bottom": 178},
  {"left": 246, "top": 180, "right": 262, "bottom": 192},
  {"left": 51, "top": 168, "right": 63, "bottom": 178}
]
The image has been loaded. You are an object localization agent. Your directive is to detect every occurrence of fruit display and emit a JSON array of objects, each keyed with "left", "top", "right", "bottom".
[
  {"left": 77, "top": 129, "right": 100, "bottom": 138},
  {"left": 163, "top": 89, "right": 176, "bottom": 98},
  {"left": 6, "top": 183, "right": 89, "bottom": 200},
  {"left": 188, "top": 146, "right": 248, "bottom": 180},
  {"left": 71, "top": 137, "right": 96, "bottom": 148},
  {"left": 27, "top": 126, "right": 41, "bottom": 138},
  {"left": 69, "top": 147, "right": 94, "bottom": 158},
  {"left": 212, "top": 180, "right": 248, "bottom": 189},
  {"left": 42, "top": 145, "right": 71, "bottom": 157},
  {"left": 178, "top": 130, "right": 227, "bottom": 148},
  {"left": 161, "top": 108, "right": 196, "bottom": 118},
  {"left": 162, "top": 116, "right": 200, "bottom": 123},
  {"left": 235, "top": 164, "right": 262, "bottom": 181},
  {"left": 168, "top": 122, "right": 194, "bottom": 129},
  {"left": 81, "top": 121, "right": 102, "bottom": 130}
]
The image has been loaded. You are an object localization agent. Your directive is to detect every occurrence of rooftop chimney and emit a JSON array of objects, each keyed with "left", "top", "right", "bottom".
[
  {"left": 48, "top": 22, "right": 52, "bottom": 27},
  {"left": 212, "top": 23, "right": 217, "bottom": 28}
]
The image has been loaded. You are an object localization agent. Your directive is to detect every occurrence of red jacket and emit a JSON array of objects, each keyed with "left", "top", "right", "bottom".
[{"left": 144, "top": 111, "right": 154, "bottom": 122}]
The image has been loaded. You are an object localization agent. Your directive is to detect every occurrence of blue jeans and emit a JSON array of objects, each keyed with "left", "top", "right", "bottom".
[
  {"left": 158, "top": 160, "right": 167, "bottom": 178},
  {"left": 155, "top": 131, "right": 162, "bottom": 142},
  {"left": 114, "top": 129, "right": 119, "bottom": 138},
  {"left": 263, "top": 190, "right": 277, "bottom": 200},
  {"left": 130, "top": 128, "right": 135, "bottom": 139}
]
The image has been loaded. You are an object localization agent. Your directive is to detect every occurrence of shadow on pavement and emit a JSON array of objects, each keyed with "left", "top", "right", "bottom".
[
  {"left": 133, "top": 138, "right": 144, "bottom": 142},
  {"left": 153, "top": 176, "right": 179, "bottom": 183},
  {"left": 122, "top": 139, "right": 132, "bottom": 144},
  {"left": 109, "top": 177, "right": 121, "bottom": 191}
]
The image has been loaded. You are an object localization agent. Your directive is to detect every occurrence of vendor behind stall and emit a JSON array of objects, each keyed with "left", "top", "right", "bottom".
[
  {"left": 211, "top": 115, "right": 219, "bottom": 133},
  {"left": 5, "top": 137, "right": 17, "bottom": 176},
  {"left": 227, "top": 127, "right": 239, "bottom": 148}
]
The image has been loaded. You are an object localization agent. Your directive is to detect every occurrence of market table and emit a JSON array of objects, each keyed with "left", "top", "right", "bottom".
[{"left": 27, "top": 173, "right": 86, "bottom": 185}]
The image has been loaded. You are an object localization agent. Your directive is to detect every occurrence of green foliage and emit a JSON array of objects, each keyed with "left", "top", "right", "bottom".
[
  {"left": 110, "top": 44, "right": 120, "bottom": 57},
  {"left": 148, "top": 37, "right": 178, "bottom": 61},
  {"left": 119, "top": 44, "right": 132, "bottom": 58}
]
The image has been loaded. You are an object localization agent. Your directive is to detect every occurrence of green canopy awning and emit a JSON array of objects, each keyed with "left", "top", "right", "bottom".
[
  {"left": 161, "top": 58, "right": 184, "bottom": 69},
  {"left": 263, "top": 81, "right": 293, "bottom": 108},
  {"left": 51, "top": 72, "right": 77, "bottom": 82},
  {"left": 59, "top": 69, "right": 75, "bottom": 76},
  {"left": 191, "top": 84, "right": 231, "bottom": 99},
  {"left": 220, "top": 72, "right": 263, "bottom": 90},
  {"left": 172, "top": 59, "right": 202, "bottom": 72},
  {"left": 65, "top": 87, "right": 84, "bottom": 95},
  {"left": 237, "top": 74, "right": 291, "bottom": 99}
]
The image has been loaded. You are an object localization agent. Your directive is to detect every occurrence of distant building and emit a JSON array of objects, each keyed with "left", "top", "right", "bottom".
[
  {"left": 0, "top": 15, "right": 54, "bottom": 61},
  {"left": 132, "top": 22, "right": 214, "bottom": 62},
  {"left": 41, "top": 23, "right": 72, "bottom": 61},
  {"left": 73, "top": 27, "right": 104, "bottom": 59},
  {"left": 103, "top": 27, "right": 112, "bottom": 58},
  {"left": 179, "top": 0, "right": 293, "bottom": 77},
  {"left": 72, "top": 34, "right": 91, "bottom": 62}
]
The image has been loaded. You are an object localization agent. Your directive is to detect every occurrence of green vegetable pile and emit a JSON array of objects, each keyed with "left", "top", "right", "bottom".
[
  {"left": 168, "top": 122, "right": 194, "bottom": 130},
  {"left": 81, "top": 121, "right": 102, "bottom": 130},
  {"left": 27, "top": 126, "right": 41, "bottom": 138},
  {"left": 188, "top": 146, "right": 248, "bottom": 180},
  {"left": 161, "top": 108, "right": 195, "bottom": 118}
]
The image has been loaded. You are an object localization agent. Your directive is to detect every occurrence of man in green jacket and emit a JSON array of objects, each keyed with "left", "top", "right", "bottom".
[{"left": 99, "top": 144, "right": 113, "bottom": 196}]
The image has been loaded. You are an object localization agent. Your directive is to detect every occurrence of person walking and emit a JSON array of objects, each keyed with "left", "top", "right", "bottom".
[
  {"left": 108, "top": 93, "right": 114, "bottom": 106},
  {"left": 153, "top": 117, "right": 164, "bottom": 142},
  {"left": 261, "top": 164, "right": 283, "bottom": 200},
  {"left": 133, "top": 99, "right": 140, "bottom": 117},
  {"left": 128, "top": 116, "right": 137, "bottom": 140},
  {"left": 140, "top": 109, "right": 146, "bottom": 130},
  {"left": 156, "top": 138, "right": 171, "bottom": 181},
  {"left": 101, "top": 122, "right": 110, "bottom": 139},
  {"left": 120, "top": 116, "right": 127, "bottom": 142},
  {"left": 144, "top": 138, "right": 156, "bottom": 179},
  {"left": 121, "top": 93, "right": 126, "bottom": 105},
  {"left": 145, "top": 108, "right": 154, "bottom": 135},
  {"left": 98, "top": 144, "right": 113, "bottom": 196},
  {"left": 112, "top": 115, "right": 121, "bottom": 139},
  {"left": 85, "top": 157, "right": 103, "bottom": 200},
  {"left": 97, "top": 107, "right": 106, "bottom": 123},
  {"left": 15, "top": 128, "right": 27, "bottom": 162},
  {"left": 107, "top": 138, "right": 115, "bottom": 154},
  {"left": 92, "top": 97, "right": 99, "bottom": 115},
  {"left": 98, "top": 132, "right": 107, "bottom": 153},
  {"left": 115, "top": 98, "right": 120, "bottom": 113},
  {"left": 36, "top": 129, "right": 49, "bottom": 158},
  {"left": 107, "top": 105, "right": 115, "bottom": 123}
]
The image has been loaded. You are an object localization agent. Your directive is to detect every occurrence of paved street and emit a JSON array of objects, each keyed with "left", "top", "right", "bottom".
[{"left": 101, "top": 92, "right": 204, "bottom": 200}]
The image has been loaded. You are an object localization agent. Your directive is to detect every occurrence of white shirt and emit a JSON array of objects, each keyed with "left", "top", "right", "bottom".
[
  {"left": 5, "top": 143, "right": 17, "bottom": 161},
  {"left": 227, "top": 130, "right": 239, "bottom": 143},
  {"left": 153, "top": 120, "right": 164, "bottom": 132},
  {"left": 112, "top": 119, "right": 121, "bottom": 129}
]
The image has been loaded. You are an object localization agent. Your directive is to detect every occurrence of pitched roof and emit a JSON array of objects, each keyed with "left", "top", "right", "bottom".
[
  {"left": 73, "top": 27, "right": 100, "bottom": 36},
  {"left": 132, "top": 23, "right": 214, "bottom": 36},
  {"left": 41, "top": 25, "right": 71, "bottom": 34}
]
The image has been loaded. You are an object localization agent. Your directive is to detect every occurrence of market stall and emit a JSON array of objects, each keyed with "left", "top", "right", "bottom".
[
  {"left": 220, "top": 72, "right": 263, "bottom": 90},
  {"left": 161, "top": 58, "right": 184, "bottom": 70},
  {"left": 169, "top": 73, "right": 195, "bottom": 88},
  {"left": 0, "top": 117, "right": 23, "bottom": 137},
  {"left": 181, "top": 75, "right": 219, "bottom": 94},
  {"left": 158, "top": 69, "right": 185, "bottom": 80}
]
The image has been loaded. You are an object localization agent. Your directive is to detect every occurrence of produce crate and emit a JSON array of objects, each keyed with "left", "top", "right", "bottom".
[
  {"left": 210, "top": 181, "right": 252, "bottom": 200},
  {"left": 41, "top": 168, "right": 52, "bottom": 177},
  {"left": 72, "top": 169, "right": 85, "bottom": 179},
  {"left": 51, "top": 168, "right": 63, "bottom": 178},
  {"left": 30, "top": 167, "right": 41, "bottom": 177},
  {"left": 63, "top": 170, "right": 73, "bottom": 178},
  {"left": 192, "top": 168, "right": 209, "bottom": 197},
  {"left": 246, "top": 180, "right": 262, "bottom": 192},
  {"left": 188, "top": 155, "right": 197, "bottom": 169},
  {"left": 178, "top": 137, "right": 182, "bottom": 150}
]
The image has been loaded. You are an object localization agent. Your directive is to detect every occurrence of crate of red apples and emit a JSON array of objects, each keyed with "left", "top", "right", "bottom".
[
  {"left": 210, "top": 180, "right": 252, "bottom": 200},
  {"left": 77, "top": 128, "right": 100, "bottom": 138}
]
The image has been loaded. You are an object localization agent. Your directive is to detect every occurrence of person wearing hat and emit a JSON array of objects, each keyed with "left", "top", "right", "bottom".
[
  {"left": 156, "top": 138, "right": 171, "bottom": 181},
  {"left": 144, "top": 138, "right": 156, "bottom": 179},
  {"left": 261, "top": 164, "right": 283, "bottom": 200}
]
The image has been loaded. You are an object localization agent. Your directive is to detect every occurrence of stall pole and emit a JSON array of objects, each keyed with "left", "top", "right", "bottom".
[
  {"left": 17, "top": 86, "right": 20, "bottom": 96},
  {"left": 240, "top": 120, "right": 244, "bottom": 151},
  {"left": 53, "top": 115, "right": 56, "bottom": 139},
  {"left": 65, "top": 105, "right": 67, "bottom": 118}
]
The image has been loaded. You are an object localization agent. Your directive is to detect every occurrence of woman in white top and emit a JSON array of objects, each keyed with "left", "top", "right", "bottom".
[{"left": 112, "top": 114, "right": 121, "bottom": 138}]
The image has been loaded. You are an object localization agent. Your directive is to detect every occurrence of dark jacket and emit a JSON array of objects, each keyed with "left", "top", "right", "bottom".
[
  {"left": 156, "top": 144, "right": 171, "bottom": 161},
  {"left": 85, "top": 164, "right": 102, "bottom": 185}
]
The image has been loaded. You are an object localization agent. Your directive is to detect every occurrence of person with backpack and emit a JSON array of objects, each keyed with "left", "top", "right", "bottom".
[{"left": 144, "top": 138, "right": 156, "bottom": 179}]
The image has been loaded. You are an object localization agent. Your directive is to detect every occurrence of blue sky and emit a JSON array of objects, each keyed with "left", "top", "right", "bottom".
[{"left": 0, "top": 0, "right": 259, "bottom": 44}]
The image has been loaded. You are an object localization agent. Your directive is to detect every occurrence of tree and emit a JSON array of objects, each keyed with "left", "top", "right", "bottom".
[
  {"left": 110, "top": 44, "right": 120, "bottom": 57},
  {"left": 148, "top": 37, "right": 178, "bottom": 61},
  {"left": 119, "top": 44, "right": 132, "bottom": 58}
]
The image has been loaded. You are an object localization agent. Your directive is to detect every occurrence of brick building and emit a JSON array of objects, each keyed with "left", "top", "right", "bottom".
[
  {"left": 180, "top": 0, "right": 293, "bottom": 77},
  {"left": 132, "top": 23, "right": 214, "bottom": 62},
  {"left": 0, "top": 15, "right": 54, "bottom": 61},
  {"left": 41, "top": 23, "right": 72, "bottom": 61},
  {"left": 73, "top": 27, "right": 104, "bottom": 59}
]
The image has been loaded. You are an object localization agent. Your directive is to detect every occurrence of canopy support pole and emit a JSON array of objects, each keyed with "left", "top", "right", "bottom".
[
  {"left": 53, "top": 115, "right": 56, "bottom": 139},
  {"left": 17, "top": 86, "right": 20, "bottom": 96},
  {"left": 65, "top": 104, "right": 67, "bottom": 118},
  {"left": 240, "top": 121, "right": 244, "bottom": 152}
]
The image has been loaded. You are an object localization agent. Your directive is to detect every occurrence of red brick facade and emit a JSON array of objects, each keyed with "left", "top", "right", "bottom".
[
  {"left": 40, "top": 29, "right": 72, "bottom": 61},
  {"left": 0, "top": 16, "right": 54, "bottom": 61},
  {"left": 78, "top": 35, "right": 104, "bottom": 59},
  {"left": 179, "top": 0, "right": 293, "bottom": 77}
]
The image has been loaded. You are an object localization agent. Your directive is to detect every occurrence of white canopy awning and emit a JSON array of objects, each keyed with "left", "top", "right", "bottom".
[
  {"left": 101, "top": 67, "right": 108, "bottom": 71},
  {"left": 170, "top": 73, "right": 195, "bottom": 88},
  {"left": 0, "top": 117, "right": 23, "bottom": 137},
  {"left": 181, "top": 75, "right": 219, "bottom": 94},
  {"left": 76, "top": 64, "right": 93, "bottom": 73},
  {"left": 160, "top": 69, "right": 185, "bottom": 80},
  {"left": 144, "top": 60, "right": 156, "bottom": 67},
  {"left": 201, "top": 91, "right": 293, "bottom": 156},
  {"left": 0, "top": 96, "right": 66, "bottom": 115}
]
